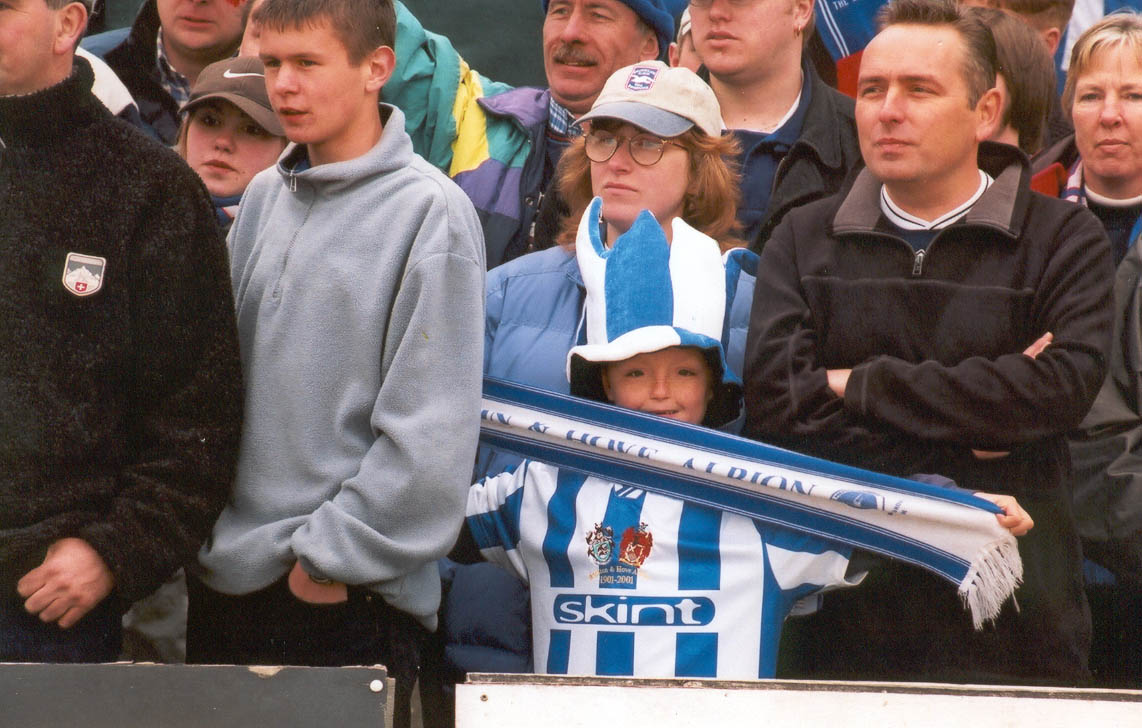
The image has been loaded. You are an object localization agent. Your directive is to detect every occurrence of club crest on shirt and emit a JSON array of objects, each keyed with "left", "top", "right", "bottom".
[
  {"left": 586, "top": 523, "right": 614, "bottom": 566},
  {"left": 62, "top": 253, "right": 106, "bottom": 297},
  {"left": 619, "top": 522, "right": 653, "bottom": 568},
  {"left": 589, "top": 521, "right": 653, "bottom": 589}
]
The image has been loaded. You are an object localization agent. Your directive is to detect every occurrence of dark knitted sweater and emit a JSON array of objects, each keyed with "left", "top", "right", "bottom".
[{"left": 0, "top": 59, "right": 242, "bottom": 605}]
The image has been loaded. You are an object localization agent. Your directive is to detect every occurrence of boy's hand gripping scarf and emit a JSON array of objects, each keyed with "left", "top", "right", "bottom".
[{"left": 480, "top": 376, "right": 1023, "bottom": 629}]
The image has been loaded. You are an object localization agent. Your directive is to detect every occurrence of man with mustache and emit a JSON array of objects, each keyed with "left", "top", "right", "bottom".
[
  {"left": 83, "top": 0, "right": 248, "bottom": 144},
  {"left": 380, "top": 0, "right": 678, "bottom": 267},
  {"left": 520, "top": 0, "right": 674, "bottom": 257},
  {"left": 744, "top": 0, "right": 1111, "bottom": 684},
  {"left": 688, "top": 0, "right": 862, "bottom": 250}
]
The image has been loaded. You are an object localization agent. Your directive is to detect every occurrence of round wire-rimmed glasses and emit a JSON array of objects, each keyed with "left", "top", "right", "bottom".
[{"left": 585, "top": 130, "right": 686, "bottom": 166}]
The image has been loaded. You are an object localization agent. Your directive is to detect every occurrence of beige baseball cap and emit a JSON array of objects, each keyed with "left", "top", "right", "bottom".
[{"left": 575, "top": 61, "right": 723, "bottom": 138}]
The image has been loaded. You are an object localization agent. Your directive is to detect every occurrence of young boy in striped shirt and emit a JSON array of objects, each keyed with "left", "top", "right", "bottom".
[{"left": 461, "top": 201, "right": 1033, "bottom": 678}]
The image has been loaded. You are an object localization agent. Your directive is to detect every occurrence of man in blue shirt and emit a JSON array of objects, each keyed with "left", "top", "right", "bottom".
[{"left": 689, "top": 0, "right": 863, "bottom": 249}]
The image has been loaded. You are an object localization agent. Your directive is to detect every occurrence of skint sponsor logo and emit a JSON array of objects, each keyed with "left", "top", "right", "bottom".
[{"left": 554, "top": 595, "right": 714, "bottom": 626}]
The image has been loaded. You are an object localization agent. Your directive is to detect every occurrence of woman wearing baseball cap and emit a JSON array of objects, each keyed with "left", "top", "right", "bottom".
[
  {"left": 175, "top": 56, "right": 287, "bottom": 232},
  {"left": 557, "top": 59, "right": 741, "bottom": 250},
  {"left": 481, "top": 61, "right": 747, "bottom": 481},
  {"left": 446, "top": 59, "right": 752, "bottom": 689}
]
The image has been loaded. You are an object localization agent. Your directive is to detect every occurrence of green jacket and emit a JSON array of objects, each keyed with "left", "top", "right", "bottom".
[{"left": 386, "top": 2, "right": 544, "bottom": 267}]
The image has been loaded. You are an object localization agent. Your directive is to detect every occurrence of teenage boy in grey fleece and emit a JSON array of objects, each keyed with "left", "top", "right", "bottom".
[{"left": 187, "top": 0, "right": 485, "bottom": 716}]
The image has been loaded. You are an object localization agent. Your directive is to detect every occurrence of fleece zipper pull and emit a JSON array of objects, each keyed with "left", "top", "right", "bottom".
[
  {"left": 289, "top": 169, "right": 297, "bottom": 193},
  {"left": 912, "top": 249, "right": 926, "bottom": 277}
]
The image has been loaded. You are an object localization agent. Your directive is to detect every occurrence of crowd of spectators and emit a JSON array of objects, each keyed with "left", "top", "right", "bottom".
[{"left": 2, "top": 0, "right": 1140, "bottom": 724}]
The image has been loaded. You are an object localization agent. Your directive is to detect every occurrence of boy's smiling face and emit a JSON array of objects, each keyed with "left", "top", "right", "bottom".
[{"left": 601, "top": 347, "right": 713, "bottom": 425}]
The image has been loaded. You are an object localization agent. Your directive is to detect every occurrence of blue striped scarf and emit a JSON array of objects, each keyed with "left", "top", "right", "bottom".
[{"left": 480, "top": 377, "right": 1024, "bottom": 628}]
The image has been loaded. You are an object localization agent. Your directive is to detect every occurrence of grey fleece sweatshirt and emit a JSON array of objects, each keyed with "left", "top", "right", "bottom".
[{"left": 197, "top": 105, "right": 486, "bottom": 627}]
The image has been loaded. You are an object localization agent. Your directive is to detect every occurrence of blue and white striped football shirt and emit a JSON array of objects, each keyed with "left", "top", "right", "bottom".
[{"left": 467, "top": 460, "right": 857, "bottom": 679}]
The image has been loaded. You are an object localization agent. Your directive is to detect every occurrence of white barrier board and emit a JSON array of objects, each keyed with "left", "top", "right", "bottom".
[{"left": 456, "top": 674, "right": 1142, "bottom": 728}]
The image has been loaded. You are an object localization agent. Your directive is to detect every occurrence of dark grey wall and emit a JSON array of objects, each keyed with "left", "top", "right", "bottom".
[
  {"left": 404, "top": 0, "right": 546, "bottom": 88},
  {"left": 1, "top": 663, "right": 389, "bottom": 728},
  {"left": 103, "top": 0, "right": 140, "bottom": 31},
  {"left": 99, "top": 0, "right": 547, "bottom": 88}
]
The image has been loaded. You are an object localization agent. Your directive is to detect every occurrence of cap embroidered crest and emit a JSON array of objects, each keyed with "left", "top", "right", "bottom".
[
  {"left": 62, "top": 253, "right": 106, "bottom": 297},
  {"left": 625, "top": 65, "right": 659, "bottom": 92}
]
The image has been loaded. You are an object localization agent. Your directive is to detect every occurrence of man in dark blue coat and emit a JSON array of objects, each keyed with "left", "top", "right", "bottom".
[{"left": 745, "top": 0, "right": 1112, "bottom": 685}]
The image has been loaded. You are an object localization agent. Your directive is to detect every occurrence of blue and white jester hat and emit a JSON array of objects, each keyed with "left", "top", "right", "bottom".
[{"left": 566, "top": 197, "right": 743, "bottom": 427}]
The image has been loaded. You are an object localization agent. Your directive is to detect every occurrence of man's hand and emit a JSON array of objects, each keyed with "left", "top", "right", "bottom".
[
  {"left": 971, "top": 449, "right": 1011, "bottom": 460},
  {"left": 826, "top": 368, "right": 852, "bottom": 398},
  {"left": 1023, "top": 331, "right": 1053, "bottom": 359},
  {"left": 287, "top": 561, "right": 348, "bottom": 604},
  {"left": 17, "top": 538, "right": 114, "bottom": 628},
  {"left": 972, "top": 332, "right": 1054, "bottom": 461}
]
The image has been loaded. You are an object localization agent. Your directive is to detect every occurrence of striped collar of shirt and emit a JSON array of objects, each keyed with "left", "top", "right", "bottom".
[
  {"left": 880, "top": 170, "right": 993, "bottom": 231},
  {"left": 156, "top": 29, "right": 192, "bottom": 110},
  {"left": 548, "top": 96, "right": 582, "bottom": 141}
]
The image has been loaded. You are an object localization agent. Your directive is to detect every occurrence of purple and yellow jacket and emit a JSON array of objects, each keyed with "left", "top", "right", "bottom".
[{"left": 386, "top": 3, "right": 549, "bottom": 268}]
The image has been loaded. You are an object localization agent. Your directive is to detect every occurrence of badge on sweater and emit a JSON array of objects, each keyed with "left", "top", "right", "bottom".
[
  {"left": 590, "top": 520, "right": 654, "bottom": 589},
  {"left": 62, "top": 253, "right": 106, "bottom": 297}
]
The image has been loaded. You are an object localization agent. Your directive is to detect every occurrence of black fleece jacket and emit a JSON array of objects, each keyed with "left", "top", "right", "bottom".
[
  {"left": 0, "top": 58, "right": 242, "bottom": 606},
  {"left": 745, "top": 142, "right": 1113, "bottom": 683},
  {"left": 746, "top": 142, "right": 1112, "bottom": 487}
]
